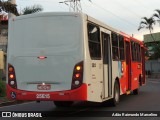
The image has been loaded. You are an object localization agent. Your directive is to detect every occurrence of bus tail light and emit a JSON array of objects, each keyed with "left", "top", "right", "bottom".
[
  {"left": 8, "top": 64, "right": 17, "bottom": 89},
  {"left": 71, "top": 61, "right": 83, "bottom": 89},
  {"left": 9, "top": 74, "right": 15, "bottom": 79},
  {"left": 75, "top": 73, "right": 81, "bottom": 78}
]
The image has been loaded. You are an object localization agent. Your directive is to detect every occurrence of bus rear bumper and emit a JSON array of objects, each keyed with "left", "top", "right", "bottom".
[{"left": 7, "top": 84, "right": 87, "bottom": 101}]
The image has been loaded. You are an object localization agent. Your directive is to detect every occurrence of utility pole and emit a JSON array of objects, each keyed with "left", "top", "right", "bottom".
[
  {"left": 59, "top": 0, "right": 82, "bottom": 12},
  {"left": 8, "top": 0, "right": 16, "bottom": 18}
]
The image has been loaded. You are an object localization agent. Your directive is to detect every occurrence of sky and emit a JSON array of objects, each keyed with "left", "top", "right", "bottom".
[{"left": 16, "top": 0, "right": 160, "bottom": 41}]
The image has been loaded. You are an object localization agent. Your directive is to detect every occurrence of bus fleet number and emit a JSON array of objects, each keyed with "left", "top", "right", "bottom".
[{"left": 36, "top": 94, "right": 50, "bottom": 99}]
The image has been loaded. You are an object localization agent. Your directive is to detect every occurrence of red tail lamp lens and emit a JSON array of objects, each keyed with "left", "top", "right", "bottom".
[
  {"left": 9, "top": 67, "right": 14, "bottom": 72},
  {"left": 9, "top": 74, "right": 15, "bottom": 79},
  {"left": 75, "top": 73, "right": 80, "bottom": 78}
]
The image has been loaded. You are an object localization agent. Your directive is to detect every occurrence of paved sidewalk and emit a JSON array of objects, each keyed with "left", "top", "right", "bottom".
[
  {"left": 0, "top": 97, "right": 9, "bottom": 103},
  {"left": 0, "top": 97, "right": 30, "bottom": 107},
  {"left": 146, "top": 78, "right": 160, "bottom": 81},
  {"left": 146, "top": 73, "right": 160, "bottom": 79},
  {"left": 0, "top": 97, "right": 16, "bottom": 107}
]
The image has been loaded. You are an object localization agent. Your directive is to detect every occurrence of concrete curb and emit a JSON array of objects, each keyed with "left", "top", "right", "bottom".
[
  {"left": 0, "top": 100, "right": 31, "bottom": 107},
  {"left": 147, "top": 78, "right": 160, "bottom": 81},
  {"left": 0, "top": 100, "right": 16, "bottom": 107}
]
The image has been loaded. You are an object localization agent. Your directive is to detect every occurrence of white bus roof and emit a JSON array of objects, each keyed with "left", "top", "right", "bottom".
[{"left": 12, "top": 12, "right": 131, "bottom": 38}]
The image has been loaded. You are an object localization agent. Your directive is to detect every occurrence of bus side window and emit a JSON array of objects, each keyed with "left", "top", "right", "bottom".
[
  {"left": 131, "top": 41, "right": 135, "bottom": 61},
  {"left": 138, "top": 44, "right": 141, "bottom": 62},
  {"left": 119, "top": 35, "right": 125, "bottom": 61},
  {"left": 87, "top": 23, "right": 101, "bottom": 60},
  {"left": 131, "top": 41, "right": 141, "bottom": 62},
  {"left": 112, "top": 32, "right": 119, "bottom": 60}
]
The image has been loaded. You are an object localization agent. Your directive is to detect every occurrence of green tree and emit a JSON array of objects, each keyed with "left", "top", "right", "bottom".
[
  {"left": 21, "top": 5, "right": 43, "bottom": 15},
  {"left": 153, "top": 9, "right": 160, "bottom": 19},
  {"left": 0, "top": 0, "right": 18, "bottom": 15},
  {"left": 138, "top": 17, "right": 156, "bottom": 41},
  {"left": 138, "top": 16, "right": 160, "bottom": 60},
  {"left": 0, "top": 1, "right": 43, "bottom": 16},
  {"left": 153, "top": 9, "right": 160, "bottom": 25}
]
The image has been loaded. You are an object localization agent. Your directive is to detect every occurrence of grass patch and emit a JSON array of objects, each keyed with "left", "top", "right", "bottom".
[{"left": 0, "top": 80, "right": 6, "bottom": 97}]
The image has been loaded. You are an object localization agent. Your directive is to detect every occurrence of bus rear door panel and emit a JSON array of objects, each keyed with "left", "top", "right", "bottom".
[{"left": 87, "top": 22, "right": 103, "bottom": 102}]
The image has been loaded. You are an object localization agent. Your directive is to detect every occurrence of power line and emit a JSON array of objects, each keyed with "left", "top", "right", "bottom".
[
  {"left": 87, "top": 1, "right": 137, "bottom": 27},
  {"left": 19, "top": 0, "right": 138, "bottom": 28},
  {"left": 134, "top": 0, "right": 151, "bottom": 10},
  {"left": 82, "top": 1, "right": 137, "bottom": 34},
  {"left": 59, "top": 0, "right": 82, "bottom": 12},
  {"left": 19, "top": 0, "right": 58, "bottom": 3},
  {"left": 130, "top": 0, "right": 153, "bottom": 14},
  {"left": 81, "top": 0, "right": 144, "bottom": 37},
  {"left": 113, "top": 0, "right": 142, "bottom": 18}
]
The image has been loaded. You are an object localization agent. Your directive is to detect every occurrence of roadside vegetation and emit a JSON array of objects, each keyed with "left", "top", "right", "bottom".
[
  {"left": 0, "top": 0, "right": 43, "bottom": 16},
  {"left": 138, "top": 9, "right": 160, "bottom": 60},
  {"left": 0, "top": 80, "right": 6, "bottom": 97},
  {"left": 21, "top": 5, "right": 43, "bottom": 15}
]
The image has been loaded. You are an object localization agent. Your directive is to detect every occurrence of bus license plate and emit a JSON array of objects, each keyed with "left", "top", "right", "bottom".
[{"left": 37, "top": 84, "right": 51, "bottom": 90}]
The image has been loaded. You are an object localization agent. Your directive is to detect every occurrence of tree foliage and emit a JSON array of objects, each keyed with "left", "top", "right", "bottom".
[
  {"left": 0, "top": 80, "right": 6, "bottom": 97},
  {"left": 138, "top": 17, "right": 156, "bottom": 41},
  {"left": 0, "top": 1, "right": 43, "bottom": 16},
  {"left": 138, "top": 17, "right": 155, "bottom": 31},
  {"left": 153, "top": 9, "right": 160, "bottom": 19},
  {"left": 22, "top": 5, "right": 43, "bottom": 15},
  {"left": 0, "top": 0, "right": 19, "bottom": 15},
  {"left": 138, "top": 9, "right": 160, "bottom": 60}
]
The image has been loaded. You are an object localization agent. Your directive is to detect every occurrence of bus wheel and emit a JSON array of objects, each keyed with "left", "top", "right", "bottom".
[
  {"left": 111, "top": 81, "right": 120, "bottom": 106},
  {"left": 53, "top": 101, "right": 73, "bottom": 107},
  {"left": 133, "top": 88, "right": 139, "bottom": 95},
  {"left": 133, "top": 77, "right": 140, "bottom": 95}
]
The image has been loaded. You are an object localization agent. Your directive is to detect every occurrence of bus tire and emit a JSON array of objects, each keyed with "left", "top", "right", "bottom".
[
  {"left": 53, "top": 101, "right": 73, "bottom": 107},
  {"left": 133, "top": 76, "right": 140, "bottom": 95},
  {"left": 111, "top": 81, "right": 120, "bottom": 106},
  {"left": 133, "top": 88, "right": 139, "bottom": 95}
]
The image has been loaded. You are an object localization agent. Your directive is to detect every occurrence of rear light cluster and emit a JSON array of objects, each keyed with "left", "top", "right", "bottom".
[
  {"left": 8, "top": 64, "right": 17, "bottom": 89},
  {"left": 71, "top": 61, "right": 83, "bottom": 89},
  {"left": 121, "top": 63, "right": 124, "bottom": 73}
]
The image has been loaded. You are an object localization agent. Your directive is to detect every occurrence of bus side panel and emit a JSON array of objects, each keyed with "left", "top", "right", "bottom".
[
  {"left": 112, "top": 61, "right": 124, "bottom": 95},
  {"left": 131, "top": 62, "right": 141, "bottom": 90},
  {"left": 119, "top": 61, "right": 127, "bottom": 94},
  {"left": 141, "top": 47, "right": 146, "bottom": 85}
]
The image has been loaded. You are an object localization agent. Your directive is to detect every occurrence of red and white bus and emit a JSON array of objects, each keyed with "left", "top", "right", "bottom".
[{"left": 7, "top": 12, "right": 146, "bottom": 107}]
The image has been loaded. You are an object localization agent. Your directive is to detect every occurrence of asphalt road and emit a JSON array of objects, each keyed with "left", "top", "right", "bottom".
[{"left": 0, "top": 78, "right": 160, "bottom": 120}]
